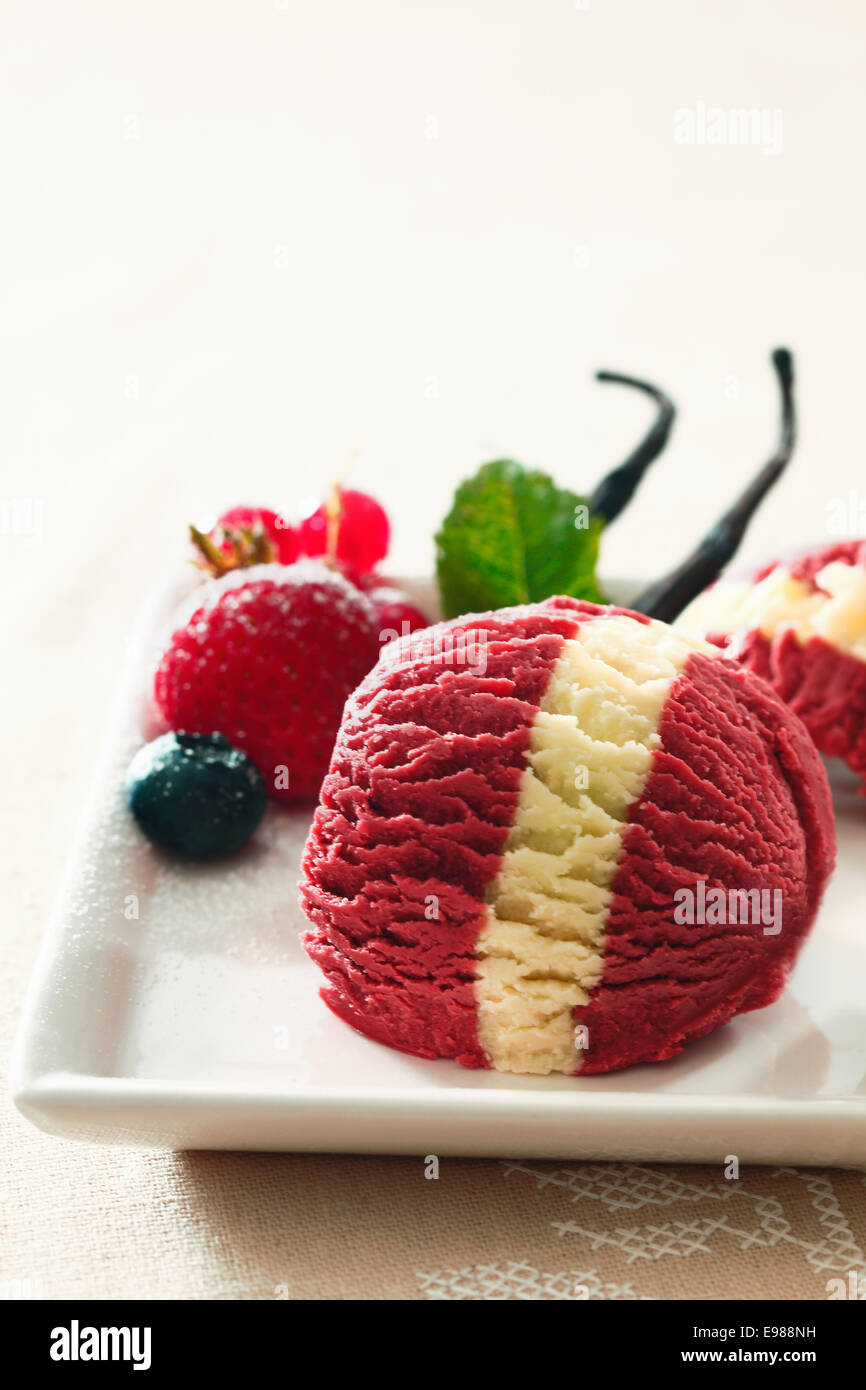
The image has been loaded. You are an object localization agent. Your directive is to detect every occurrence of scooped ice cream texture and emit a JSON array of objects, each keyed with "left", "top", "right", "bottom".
[
  {"left": 300, "top": 597, "right": 835, "bottom": 1075},
  {"left": 676, "top": 541, "right": 866, "bottom": 786}
]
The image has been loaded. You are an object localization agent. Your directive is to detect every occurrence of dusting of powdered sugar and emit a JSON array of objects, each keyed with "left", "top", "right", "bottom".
[{"left": 54, "top": 580, "right": 320, "bottom": 1018}]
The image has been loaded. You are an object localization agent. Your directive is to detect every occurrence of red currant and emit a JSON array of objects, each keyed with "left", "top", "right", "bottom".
[{"left": 299, "top": 487, "right": 390, "bottom": 573}]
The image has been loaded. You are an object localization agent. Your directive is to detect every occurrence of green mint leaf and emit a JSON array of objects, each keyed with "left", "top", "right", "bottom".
[{"left": 435, "top": 459, "right": 605, "bottom": 619}]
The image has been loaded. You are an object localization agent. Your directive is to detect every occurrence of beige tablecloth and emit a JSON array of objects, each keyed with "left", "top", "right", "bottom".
[{"left": 3, "top": 1099, "right": 865, "bottom": 1300}]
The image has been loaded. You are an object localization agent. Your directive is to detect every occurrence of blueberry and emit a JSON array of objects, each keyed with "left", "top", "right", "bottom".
[{"left": 126, "top": 732, "right": 267, "bottom": 859}]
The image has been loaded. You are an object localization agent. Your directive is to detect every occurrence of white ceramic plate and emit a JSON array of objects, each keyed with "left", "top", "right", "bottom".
[{"left": 11, "top": 578, "right": 866, "bottom": 1164}]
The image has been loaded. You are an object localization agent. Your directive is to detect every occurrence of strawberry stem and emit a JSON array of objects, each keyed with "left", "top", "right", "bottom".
[
  {"left": 190, "top": 521, "right": 276, "bottom": 576},
  {"left": 190, "top": 524, "right": 232, "bottom": 575}
]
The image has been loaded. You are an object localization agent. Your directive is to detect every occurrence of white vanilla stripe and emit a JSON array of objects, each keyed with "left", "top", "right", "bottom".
[
  {"left": 474, "top": 615, "right": 709, "bottom": 1076},
  {"left": 676, "top": 562, "right": 866, "bottom": 662}
]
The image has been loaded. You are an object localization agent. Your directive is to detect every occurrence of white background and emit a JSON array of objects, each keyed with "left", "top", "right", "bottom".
[{"left": 2, "top": 0, "right": 865, "bottom": 986}]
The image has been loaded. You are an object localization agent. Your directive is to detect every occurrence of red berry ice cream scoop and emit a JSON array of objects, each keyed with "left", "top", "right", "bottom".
[
  {"left": 300, "top": 597, "right": 835, "bottom": 1075},
  {"left": 676, "top": 541, "right": 866, "bottom": 787}
]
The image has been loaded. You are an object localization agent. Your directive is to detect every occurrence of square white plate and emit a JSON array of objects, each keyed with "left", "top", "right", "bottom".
[{"left": 11, "top": 577, "right": 866, "bottom": 1164}]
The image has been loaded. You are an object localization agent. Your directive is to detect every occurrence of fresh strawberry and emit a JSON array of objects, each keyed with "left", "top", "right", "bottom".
[
  {"left": 299, "top": 486, "right": 390, "bottom": 573},
  {"left": 205, "top": 505, "right": 299, "bottom": 567},
  {"left": 153, "top": 562, "right": 381, "bottom": 801}
]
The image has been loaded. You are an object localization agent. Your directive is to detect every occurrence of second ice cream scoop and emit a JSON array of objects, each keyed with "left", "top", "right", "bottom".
[{"left": 676, "top": 540, "right": 866, "bottom": 787}]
